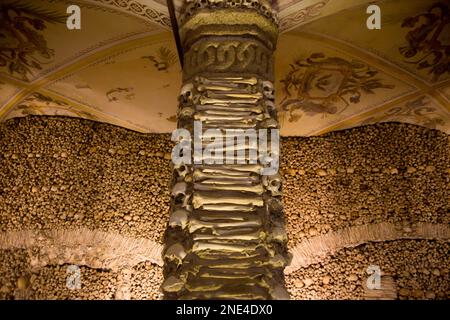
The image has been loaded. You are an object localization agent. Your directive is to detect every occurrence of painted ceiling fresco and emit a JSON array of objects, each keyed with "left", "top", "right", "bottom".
[{"left": 0, "top": 0, "right": 449, "bottom": 136}]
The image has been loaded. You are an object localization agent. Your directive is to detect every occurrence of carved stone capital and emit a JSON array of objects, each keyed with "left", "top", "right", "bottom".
[
  {"left": 179, "top": 0, "right": 279, "bottom": 73},
  {"left": 179, "top": 0, "right": 278, "bottom": 26}
]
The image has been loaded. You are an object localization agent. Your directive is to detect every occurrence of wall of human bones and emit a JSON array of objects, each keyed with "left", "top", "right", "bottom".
[{"left": 0, "top": 116, "right": 448, "bottom": 300}]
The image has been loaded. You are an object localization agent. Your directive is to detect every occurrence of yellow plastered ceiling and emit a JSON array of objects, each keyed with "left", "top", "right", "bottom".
[{"left": 0, "top": 0, "right": 449, "bottom": 135}]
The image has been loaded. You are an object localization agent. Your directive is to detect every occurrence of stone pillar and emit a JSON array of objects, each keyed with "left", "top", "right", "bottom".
[{"left": 161, "top": 0, "right": 290, "bottom": 299}]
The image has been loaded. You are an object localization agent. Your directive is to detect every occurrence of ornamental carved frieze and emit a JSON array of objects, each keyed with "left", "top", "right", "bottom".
[
  {"left": 179, "top": 0, "right": 278, "bottom": 25},
  {"left": 93, "top": 0, "right": 171, "bottom": 28},
  {"left": 183, "top": 39, "right": 274, "bottom": 80},
  {"left": 279, "top": 0, "right": 329, "bottom": 32}
]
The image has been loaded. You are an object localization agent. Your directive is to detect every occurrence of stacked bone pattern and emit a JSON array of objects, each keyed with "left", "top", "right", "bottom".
[{"left": 161, "top": 76, "right": 291, "bottom": 299}]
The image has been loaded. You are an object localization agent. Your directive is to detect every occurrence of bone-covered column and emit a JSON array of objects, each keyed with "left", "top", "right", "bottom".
[{"left": 162, "top": 0, "right": 290, "bottom": 300}]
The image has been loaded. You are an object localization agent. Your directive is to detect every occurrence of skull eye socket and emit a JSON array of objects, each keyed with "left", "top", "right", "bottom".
[
  {"left": 175, "top": 164, "right": 189, "bottom": 177},
  {"left": 174, "top": 192, "right": 186, "bottom": 205}
]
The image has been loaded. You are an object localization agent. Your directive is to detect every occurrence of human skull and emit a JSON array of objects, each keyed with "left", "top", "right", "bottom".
[{"left": 263, "top": 174, "right": 282, "bottom": 196}]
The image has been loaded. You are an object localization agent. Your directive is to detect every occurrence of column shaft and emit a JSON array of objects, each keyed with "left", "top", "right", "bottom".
[{"left": 162, "top": 0, "right": 290, "bottom": 300}]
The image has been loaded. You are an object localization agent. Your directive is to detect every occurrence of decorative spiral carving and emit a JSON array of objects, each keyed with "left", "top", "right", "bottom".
[{"left": 184, "top": 39, "right": 273, "bottom": 80}]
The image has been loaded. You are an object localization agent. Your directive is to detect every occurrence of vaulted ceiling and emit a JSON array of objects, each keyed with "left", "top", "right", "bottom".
[{"left": 0, "top": 0, "right": 449, "bottom": 135}]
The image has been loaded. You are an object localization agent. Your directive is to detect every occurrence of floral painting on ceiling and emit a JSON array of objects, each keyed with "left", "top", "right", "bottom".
[
  {"left": 399, "top": 1, "right": 450, "bottom": 82},
  {"left": 360, "top": 96, "right": 447, "bottom": 131},
  {"left": 10, "top": 92, "right": 97, "bottom": 119},
  {"left": 278, "top": 52, "right": 395, "bottom": 124},
  {"left": 141, "top": 46, "right": 179, "bottom": 122},
  {"left": 106, "top": 87, "right": 135, "bottom": 102},
  {"left": 0, "top": 1, "right": 65, "bottom": 81},
  {"left": 141, "top": 47, "right": 178, "bottom": 72}
]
